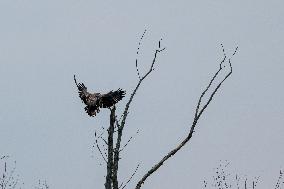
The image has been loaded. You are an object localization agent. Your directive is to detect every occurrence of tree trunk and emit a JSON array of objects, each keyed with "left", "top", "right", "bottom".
[{"left": 105, "top": 106, "right": 116, "bottom": 189}]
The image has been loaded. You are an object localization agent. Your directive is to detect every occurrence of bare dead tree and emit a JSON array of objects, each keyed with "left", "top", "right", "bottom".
[
  {"left": 202, "top": 162, "right": 254, "bottom": 189},
  {"left": 0, "top": 156, "right": 21, "bottom": 189},
  {"left": 34, "top": 180, "right": 49, "bottom": 189},
  {"left": 203, "top": 161, "right": 260, "bottom": 189},
  {"left": 105, "top": 106, "right": 116, "bottom": 189},
  {"left": 203, "top": 162, "right": 284, "bottom": 189},
  {"left": 76, "top": 30, "right": 238, "bottom": 189},
  {"left": 94, "top": 30, "right": 165, "bottom": 189}
]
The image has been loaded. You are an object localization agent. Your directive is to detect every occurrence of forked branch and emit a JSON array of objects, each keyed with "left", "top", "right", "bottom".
[
  {"left": 112, "top": 31, "right": 165, "bottom": 189},
  {"left": 94, "top": 131, "right": 107, "bottom": 164},
  {"left": 135, "top": 45, "right": 238, "bottom": 189}
]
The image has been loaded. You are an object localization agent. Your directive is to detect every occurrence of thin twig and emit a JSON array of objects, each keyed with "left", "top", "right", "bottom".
[
  {"left": 253, "top": 176, "right": 260, "bottom": 189},
  {"left": 275, "top": 170, "right": 283, "bottom": 189},
  {"left": 120, "top": 129, "right": 140, "bottom": 152},
  {"left": 236, "top": 174, "right": 240, "bottom": 189},
  {"left": 118, "top": 182, "right": 124, "bottom": 189},
  {"left": 94, "top": 136, "right": 107, "bottom": 163},
  {"left": 102, "top": 138, "right": 108, "bottom": 146},
  {"left": 203, "top": 180, "right": 207, "bottom": 188},
  {"left": 135, "top": 30, "right": 147, "bottom": 80},
  {"left": 115, "top": 115, "right": 121, "bottom": 128},
  {"left": 0, "top": 156, "right": 9, "bottom": 160},
  {"left": 121, "top": 164, "right": 140, "bottom": 189}
]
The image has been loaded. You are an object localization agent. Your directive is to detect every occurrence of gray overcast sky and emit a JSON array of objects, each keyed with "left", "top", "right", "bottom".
[{"left": 0, "top": 0, "right": 283, "bottom": 188}]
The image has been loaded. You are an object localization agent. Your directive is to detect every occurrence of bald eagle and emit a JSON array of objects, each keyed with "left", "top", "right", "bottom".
[{"left": 74, "top": 75, "right": 126, "bottom": 116}]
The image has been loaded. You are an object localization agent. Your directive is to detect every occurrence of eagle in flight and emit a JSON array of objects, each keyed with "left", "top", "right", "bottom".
[{"left": 74, "top": 75, "right": 126, "bottom": 116}]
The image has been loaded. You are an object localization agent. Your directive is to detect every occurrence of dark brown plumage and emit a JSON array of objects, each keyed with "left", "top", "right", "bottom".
[{"left": 74, "top": 75, "right": 126, "bottom": 116}]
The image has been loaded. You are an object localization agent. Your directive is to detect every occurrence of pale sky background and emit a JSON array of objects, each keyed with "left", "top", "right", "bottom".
[{"left": 0, "top": 0, "right": 283, "bottom": 189}]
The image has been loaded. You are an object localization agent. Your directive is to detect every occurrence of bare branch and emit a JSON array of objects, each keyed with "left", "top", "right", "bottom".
[
  {"left": 135, "top": 46, "right": 238, "bottom": 189},
  {"left": 115, "top": 39, "right": 165, "bottom": 159},
  {"left": 121, "top": 164, "right": 140, "bottom": 189},
  {"left": 0, "top": 156, "right": 9, "bottom": 160},
  {"left": 212, "top": 161, "right": 231, "bottom": 189},
  {"left": 35, "top": 180, "right": 49, "bottom": 189},
  {"left": 118, "top": 182, "right": 124, "bottom": 189},
  {"left": 115, "top": 116, "right": 121, "bottom": 129},
  {"left": 203, "top": 180, "right": 208, "bottom": 188},
  {"left": 195, "top": 47, "right": 238, "bottom": 122},
  {"left": 135, "top": 29, "right": 147, "bottom": 80},
  {"left": 92, "top": 127, "right": 110, "bottom": 165},
  {"left": 93, "top": 138, "right": 107, "bottom": 164},
  {"left": 236, "top": 174, "right": 241, "bottom": 189},
  {"left": 275, "top": 170, "right": 283, "bottom": 189},
  {"left": 97, "top": 128, "right": 106, "bottom": 139},
  {"left": 119, "top": 129, "right": 140, "bottom": 152},
  {"left": 194, "top": 44, "right": 227, "bottom": 120},
  {"left": 102, "top": 138, "right": 108, "bottom": 146},
  {"left": 253, "top": 176, "right": 260, "bottom": 189},
  {"left": 121, "top": 41, "right": 165, "bottom": 130}
]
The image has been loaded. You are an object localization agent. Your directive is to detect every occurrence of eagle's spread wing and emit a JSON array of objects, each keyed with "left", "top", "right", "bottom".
[
  {"left": 74, "top": 75, "right": 100, "bottom": 116},
  {"left": 99, "top": 89, "right": 126, "bottom": 108},
  {"left": 74, "top": 75, "right": 90, "bottom": 104}
]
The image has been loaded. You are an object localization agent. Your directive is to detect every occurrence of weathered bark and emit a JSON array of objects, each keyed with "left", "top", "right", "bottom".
[
  {"left": 105, "top": 107, "right": 116, "bottom": 189},
  {"left": 112, "top": 131, "right": 120, "bottom": 189}
]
